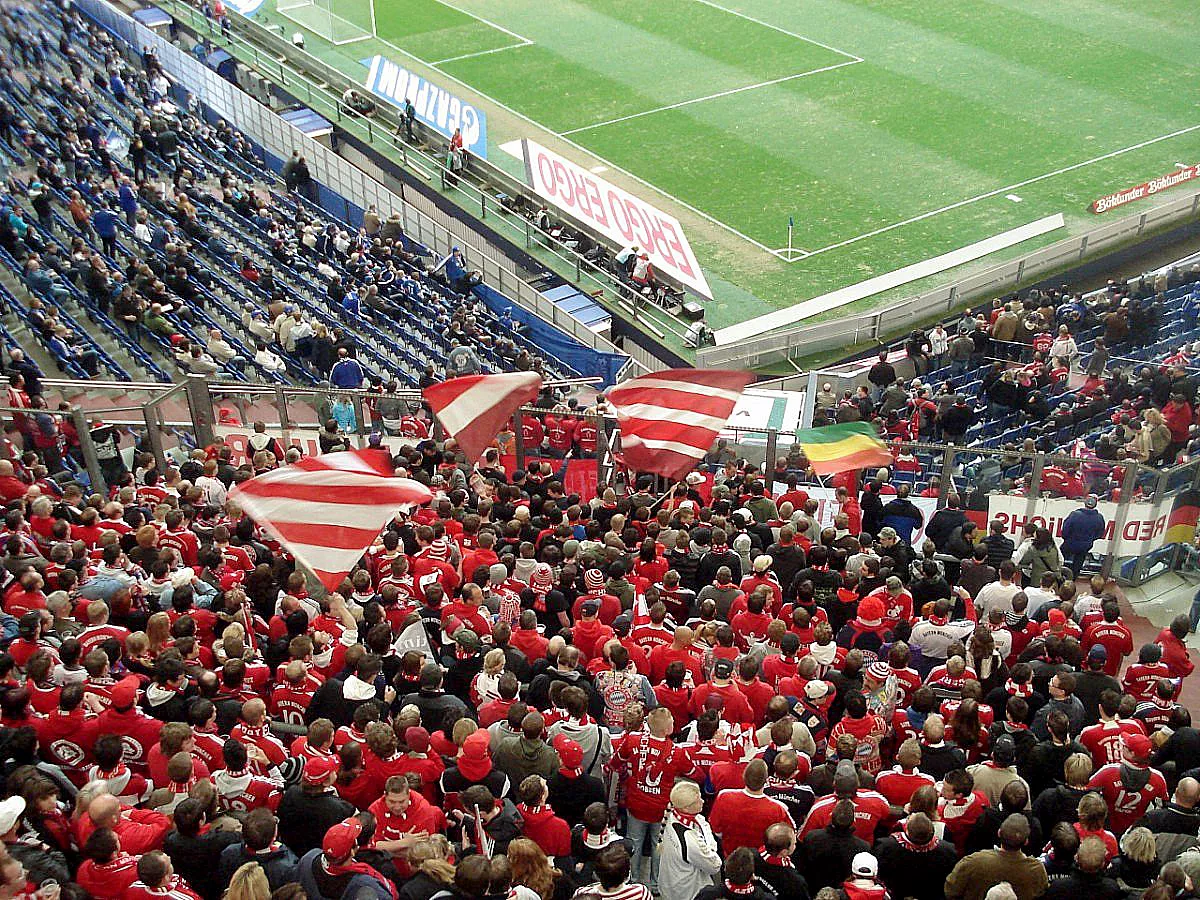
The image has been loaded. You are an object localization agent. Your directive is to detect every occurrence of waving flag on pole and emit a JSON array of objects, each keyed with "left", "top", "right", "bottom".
[
  {"left": 607, "top": 369, "right": 753, "bottom": 480},
  {"left": 424, "top": 371, "right": 543, "bottom": 462},
  {"left": 793, "top": 421, "right": 893, "bottom": 475},
  {"left": 230, "top": 449, "right": 432, "bottom": 591}
]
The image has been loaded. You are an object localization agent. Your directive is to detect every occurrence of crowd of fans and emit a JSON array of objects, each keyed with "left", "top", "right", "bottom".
[
  {"left": 811, "top": 266, "right": 1200, "bottom": 505},
  {"left": 0, "top": 3, "right": 1194, "bottom": 900}
]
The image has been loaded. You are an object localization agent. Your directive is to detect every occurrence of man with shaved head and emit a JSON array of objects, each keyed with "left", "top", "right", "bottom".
[
  {"left": 1140, "top": 775, "right": 1200, "bottom": 834},
  {"left": 649, "top": 624, "right": 702, "bottom": 684},
  {"left": 82, "top": 792, "right": 171, "bottom": 855}
]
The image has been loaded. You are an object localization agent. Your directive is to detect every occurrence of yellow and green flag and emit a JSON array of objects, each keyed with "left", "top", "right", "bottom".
[{"left": 794, "top": 421, "right": 893, "bottom": 475}]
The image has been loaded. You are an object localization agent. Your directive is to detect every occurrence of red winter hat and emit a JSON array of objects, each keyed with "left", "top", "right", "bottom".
[
  {"left": 458, "top": 731, "right": 493, "bottom": 781},
  {"left": 553, "top": 734, "right": 583, "bottom": 776},
  {"left": 108, "top": 676, "right": 139, "bottom": 710},
  {"left": 1048, "top": 608, "right": 1067, "bottom": 627},
  {"left": 858, "top": 597, "right": 885, "bottom": 623},
  {"left": 322, "top": 817, "right": 362, "bottom": 861},
  {"left": 428, "top": 538, "right": 450, "bottom": 561},
  {"left": 584, "top": 569, "right": 606, "bottom": 591},
  {"left": 530, "top": 563, "right": 554, "bottom": 592},
  {"left": 220, "top": 569, "right": 245, "bottom": 593},
  {"left": 1123, "top": 731, "right": 1153, "bottom": 761},
  {"left": 404, "top": 726, "right": 430, "bottom": 753},
  {"left": 303, "top": 754, "right": 339, "bottom": 785}
]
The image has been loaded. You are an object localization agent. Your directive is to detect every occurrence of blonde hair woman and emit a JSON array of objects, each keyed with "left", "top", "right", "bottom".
[
  {"left": 470, "top": 648, "right": 507, "bottom": 707},
  {"left": 145, "top": 612, "right": 173, "bottom": 657},
  {"left": 404, "top": 836, "right": 456, "bottom": 900},
  {"left": 223, "top": 861, "right": 270, "bottom": 900}
]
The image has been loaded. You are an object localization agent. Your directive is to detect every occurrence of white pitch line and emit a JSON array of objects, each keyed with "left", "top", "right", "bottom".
[
  {"left": 559, "top": 60, "right": 861, "bottom": 135},
  {"left": 690, "top": 0, "right": 863, "bottom": 62},
  {"left": 429, "top": 0, "right": 532, "bottom": 44},
  {"left": 427, "top": 40, "right": 532, "bottom": 66},
  {"left": 787, "top": 122, "right": 1200, "bottom": 261},
  {"left": 369, "top": 35, "right": 784, "bottom": 255}
]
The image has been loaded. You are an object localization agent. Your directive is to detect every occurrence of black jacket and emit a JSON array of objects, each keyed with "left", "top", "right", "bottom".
[
  {"left": 277, "top": 787, "right": 355, "bottom": 857},
  {"left": 874, "top": 834, "right": 959, "bottom": 900},
  {"left": 548, "top": 772, "right": 605, "bottom": 826},
  {"left": 399, "top": 688, "right": 472, "bottom": 731},
  {"left": 925, "top": 508, "right": 967, "bottom": 551},
  {"left": 217, "top": 842, "right": 301, "bottom": 894},
  {"left": 1043, "top": 868, "right": 1124, "bottom": 900},
  {"left": 798, "top": 825, "right": 869, "bottom": 891},
  {"left": 164, "top": 829, "right": 243, "bottom": 900}
]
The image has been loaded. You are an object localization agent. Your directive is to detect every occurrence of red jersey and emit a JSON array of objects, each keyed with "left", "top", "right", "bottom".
[
  {"left": 270, "top": 682, "right": 317, "bottom": 726},
  {"left": 690, "top": 683, "right": 754, "bottom": 725},
  {"left": 611, "top": 732, "right": 685, "bottom": 822},
  {"left": 230, "top": 722, "right": 287, "bottom": 774},
  {"left": 1083, "top": 622, "right": 1133, "bottom": 677},
  {"left": 96, "top": 707, "right": 163, "bottom": 773},
  {"left": 709, "top": 788, "right": 793, "bottom": 852},
  {"left": 800, "top": 789, "right": 891, "bottom": 842},
  {"left": 158, "top": 529, "right": 199, "bottom": 567},
  {"left": 78, "top": 624, "right": 131, "bottom": 658},
  {"left": 874, "top": 766, "right": 935, "bottom": 807},
  {"left": 40, "top": 708, "right": 97, "bottom": 784},
  {"left": 829, "top": 713, "right": 889, "bottom": 775},
  {"left": 76, "top": 853, "right": 142, "bottom": 900},
  {"left": 1079, "top": 719, "right": 1148, "bottom": 769},
  {"left": 212, "top": 768, "right": 283, "bottom": 813},
  {"left": 1122, "top": 662, "right": 1175, "bottom": 702},
  {"left": 125, "top": 875, "right": 202, "bottom": 900},
  {"left": 367, "top": 791, "right": 446, "bottom": 844},
  {"left": 1087, "top": 763, "right": 1168, "bottom": 835}
]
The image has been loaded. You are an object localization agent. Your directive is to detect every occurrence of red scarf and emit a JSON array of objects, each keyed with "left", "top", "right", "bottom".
[
  {"left": 759, "top": 848, "right": 793, "bottom": 868},
  {"left": 671, "top": 809, "right": 700, "bottom": 829},
  {"left": 1005, "top": 679, "right": 1033, "bottom": 698},
  {"left": 895, "top": 831, "right": 939, "bottom": 853},
  {"left": 324, "top": 857, "right": 398, "bottom": 900},
  {"left": 724, "top": 880, "right": 755, "bottom": 895}
]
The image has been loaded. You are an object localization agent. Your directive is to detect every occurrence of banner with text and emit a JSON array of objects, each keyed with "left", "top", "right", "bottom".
[
  {"left": 1092, "top": 163, "right": 1199, "bottom": 213},
  {"left": 363, "top": 55, "right": 488, "bottom": 158},
  {"left": 987, "top": 494, "right": 1169, "bottom": 555},
  {"left": 774, "top": 485, "right": 939, "bottom": 547},
  {"left": 521, "top": 138, "right": 711, "bottom": 298}
]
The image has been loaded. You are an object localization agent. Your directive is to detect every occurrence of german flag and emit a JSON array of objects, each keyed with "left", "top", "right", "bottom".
[
  {"left": 1165, "top": 489, "right": 1200, "bottom": 546},
  {"left": 794, "top": 422, "right": 894, "bottom": 476}
]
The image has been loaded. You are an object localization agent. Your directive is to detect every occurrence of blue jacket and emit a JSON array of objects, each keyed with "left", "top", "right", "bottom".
[
  {"left": 92, "top": 208, "right": 117, "bottom": 238},
  {"left": 329, "top": 357, "right": 364, "bottom": 390},
  {"left": 331, "top": 401, "right": 357, "bottom": 433},
  {"left": 1060, "top": 506, "right": 1105, "bottom": 552},
  {"left": 118, "top": 184, "right": 138, "bottom": 214}
]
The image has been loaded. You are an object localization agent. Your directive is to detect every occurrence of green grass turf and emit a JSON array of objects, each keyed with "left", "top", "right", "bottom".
[{"left": 267, "top": 0, "right": 1200, "bottom": 334}]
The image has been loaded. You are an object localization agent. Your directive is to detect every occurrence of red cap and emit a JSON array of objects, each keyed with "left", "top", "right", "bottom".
[
  {"left": 109, "top": 677, "right": 139, "bottom": 710},
  {"left": 458, "top": 730, "right": 493, "bottom": 781},
  {"left": 303, "top": 755, "right": 339, "bottom": 785},
  {"left": 1123, "top": 732, "right": 1153, "bottom": 761},
  {"left": 322, "top": 817, "right": 362, "bottom": 861},
  {"left": 1048, "top": 608, "right": 1067, "bottom": 626},
  {"left": 219, "top": 569, "right": 245, "bottom": 593},
  {"left": 859, "top": 597, "right": 885, "bottom": 623},
  {"left": 553, "top": 734, "right": 583, "bottom": 773}
]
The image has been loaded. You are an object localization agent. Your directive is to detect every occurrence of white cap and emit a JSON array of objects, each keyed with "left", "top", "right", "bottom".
[
  {"left": 0, "top": 797, "right": 25, "bottom": 835},
  {"left": 851, "top": 851, "right": 877, "bottom": 878}
]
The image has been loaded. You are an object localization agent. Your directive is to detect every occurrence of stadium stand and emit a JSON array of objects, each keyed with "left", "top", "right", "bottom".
[{"left": 0, "top": 2, "right": 1193, "bottom": 900}]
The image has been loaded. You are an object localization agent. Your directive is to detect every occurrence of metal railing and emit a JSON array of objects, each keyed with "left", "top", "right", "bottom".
[{"left": 697, "top": 189, "right": 1200, "bottom": 368}]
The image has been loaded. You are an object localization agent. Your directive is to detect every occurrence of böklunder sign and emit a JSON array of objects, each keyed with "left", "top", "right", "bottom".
[{"left": 1091, "top": 164, "right": 1199, "bottom": 213}]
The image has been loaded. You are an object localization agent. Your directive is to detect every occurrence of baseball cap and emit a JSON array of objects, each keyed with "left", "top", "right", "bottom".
[
  {"left": 303, "top": 755, "right": 339, "bottom": 785},
  {"left": 713, "top": 658, "right": 735, "bottom": 679},
  {"left": 553, "top": 734, "right": 583, "bottom": 775},
  {"left": 322, "top": 818, "right": 362, "bottom": 861},
  {"left": 1048, "top": 608, "right": 1067, "bottom": 627},
  {"left": 581, "top": 598, "right": 601, "bottom": 616},
  {"left": 1085, "top": 494, "right": 1098, "bottom": 509},
  {"left": 0, "top": 797, "right": 23, "bottom": 836},
  {"left": 753, "top": 555, "right": 773, "bottom": 573},
  {"left": 992, "top": 734, "right": 1017, "bottom": 766},
  {"left": 109, "top": 676, "right": 139, "bottom": 710},
  {"left": 805, "top": 680, "right": 831, "bottom": 701},
  {"left": 1123, "top": 732, "right": 1153, "bottom": 761},
  {"left": 1088, "top": 644, "right": 1108, "bottom": 663},
  {"left": 852, "top": 851, "right": 878, "bottom": 878}
]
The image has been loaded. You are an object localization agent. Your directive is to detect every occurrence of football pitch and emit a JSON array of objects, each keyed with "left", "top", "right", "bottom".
[{"left": 273, "top": 0, "right": 1200, "bottom": 331}]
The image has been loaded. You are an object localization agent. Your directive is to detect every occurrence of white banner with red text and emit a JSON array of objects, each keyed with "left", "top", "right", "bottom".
[
  {"left": 520, "top": 139, "right": 711, "bottom": 298},
  {"left": 986, "top": 494, "right": 1166, "bottom": 555}
]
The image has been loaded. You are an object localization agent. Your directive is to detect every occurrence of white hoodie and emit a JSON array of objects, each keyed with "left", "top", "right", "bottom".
[{"left": 658, "top": 810, "right": 721, "bottom": 900}]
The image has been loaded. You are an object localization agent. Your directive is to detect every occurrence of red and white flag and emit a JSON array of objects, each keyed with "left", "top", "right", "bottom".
[
  {"left": 229, "top": 449, "right": 432, "bottom": 591},
  {"left": 424, "top": 371, "right": 542, "bottom": 462},
  {"left": 607, "top": 369, "right": 753, "bottom": 480}
]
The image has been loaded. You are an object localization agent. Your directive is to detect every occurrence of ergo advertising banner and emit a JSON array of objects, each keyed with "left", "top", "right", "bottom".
[{"left": 521, "top": 139, "right": 711, "bottom": 299}]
